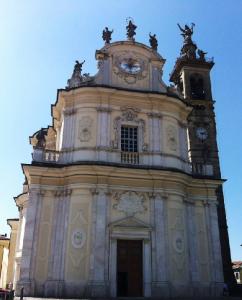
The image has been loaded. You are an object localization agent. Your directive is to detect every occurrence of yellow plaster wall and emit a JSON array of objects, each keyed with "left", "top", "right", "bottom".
[
  {"left": 35, "top": 193, "right": 54, "bottom": 281},
  {"left": 167, "top": 195, "right": 188, "bottom": 283},
  {"left": 65, "top": 189, "right": 92, "bottom": 281}
]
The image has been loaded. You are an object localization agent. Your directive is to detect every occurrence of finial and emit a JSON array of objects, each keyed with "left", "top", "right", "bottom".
[
  {"left": 126, "top": 18, "right": 137, "bottom": 41},
  {"left": 102, "top": 27, "right": 113, "bottom": 44},
  {"left": 149, "top": 33, "right": 158, "bottom": 51}
]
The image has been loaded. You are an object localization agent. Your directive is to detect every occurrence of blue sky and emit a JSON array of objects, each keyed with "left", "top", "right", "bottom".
[{"left": 0, "top": 1, "right": 241, "bottom": 260}]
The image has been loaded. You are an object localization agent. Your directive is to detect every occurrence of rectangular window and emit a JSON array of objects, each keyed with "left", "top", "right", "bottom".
[{"left": 121, "top": 126, "right": 138, "bottom": 152}]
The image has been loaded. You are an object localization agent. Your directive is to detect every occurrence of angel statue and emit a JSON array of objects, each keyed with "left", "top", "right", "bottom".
[
  {"left": 177, "top": 23, "right": 195, "bottom": 43},
  {"left": 102, "top": 27, "right": 113, "bottom": 44}
]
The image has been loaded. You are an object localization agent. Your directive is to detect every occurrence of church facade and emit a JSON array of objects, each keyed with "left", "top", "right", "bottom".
[{"left": 12, "top": 22, "right": 232, "bottom": 298}]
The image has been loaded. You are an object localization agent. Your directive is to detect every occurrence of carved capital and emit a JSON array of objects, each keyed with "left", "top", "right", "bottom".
[
  {"left": 147, "top": 112, "right": 162, "bottom": 119},
  {"left": 96, "top": 106, "right": 112, "bottom": 113},
  {"left": 63, "top": 108, "right": 77, "bottom": 116}
]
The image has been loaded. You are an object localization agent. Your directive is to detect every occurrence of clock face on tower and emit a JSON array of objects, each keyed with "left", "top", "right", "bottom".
[{"left": 196, "top": 127, "right": 208, "bottom": 140}]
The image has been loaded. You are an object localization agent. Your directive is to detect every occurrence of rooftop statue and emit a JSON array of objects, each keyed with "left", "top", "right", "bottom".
[
  {"left": 149, "top": 33, "right": 158, "bottom": 51},
  {"left": 197, "top": 49, "right": 207, "bottom": 61},
  {"left": 102, "top": 27, "right": 113, "bottom": 44},
  {"left": 73, "top": 60, "right": 85, "bottom": 75},
  {"left": 177, "top": 23, "right": 195, "bottom": 44},
  {"left": 126, "top": 20, "right": 137, "bottom": 41},
  {"left": 67, "top": 60, "right": 85, "bottom": 88}
]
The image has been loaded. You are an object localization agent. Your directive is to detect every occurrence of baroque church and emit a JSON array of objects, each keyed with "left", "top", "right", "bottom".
[{"left": 11, "top": 21, "right": 234, "bottom": 298}]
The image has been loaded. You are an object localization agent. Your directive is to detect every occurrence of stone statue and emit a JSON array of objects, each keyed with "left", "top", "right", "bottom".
[
  {"left": 73, "top": 60, "right": 85, "bottom": 75},
  {"left": 102, "top": 27, "right": 113, "bottom": 44},
  {"left": 149, "top": 33, "right": 158, "bottom": 51},
  {"left": 197, "top": 49, "right": 207, "bottom": 61},
  {"left": 126, "top": 20, "right": 137, "bottom": 41},
  {"left": 177, "top": 23, "right": 195, "bottom": 44},
  {"left": 67, "top": 60, "right": 85, "bottom": 88},
  {"left": 36, "top": 129, "right": 47, "bottom": 148}
]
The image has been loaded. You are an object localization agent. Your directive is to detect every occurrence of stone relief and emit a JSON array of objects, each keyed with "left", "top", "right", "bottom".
[
  {"left": 78, "top": 116, "right": 93, "bottom": 142},
  {"left": 71, "top": 228, "right": 86, "bottom": 249},
  {"left": 112, "top": 107, "right": 146, "bottom": 150},
  {"left": 113, "top": 191, "right": 147, "bottom": 216},
  {"left": 166, "top": 124, "right": 178, "bottom": 151},
  {"left": 113, "top": 51, "right": 148, "bottom": 84}
]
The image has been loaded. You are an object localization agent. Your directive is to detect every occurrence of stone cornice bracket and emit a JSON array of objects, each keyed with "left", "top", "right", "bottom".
[
  {"left": 63, "top": 108, "right": 77, "bottom": 116},
  {"left": 64, "top": 188, "right": 72, "bottom": 197},
  {"left": 90, "top": 188, "right": 99, "bottom": 195},
  {"left": 148, "top": 191, "right": 168, "bottom": 200},
  {"left": 96, "top": 106, "right": 112, "bottom": 113}
]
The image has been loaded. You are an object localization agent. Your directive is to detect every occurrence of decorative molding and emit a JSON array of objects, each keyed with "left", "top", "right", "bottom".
[
  {"left": 113, "top": 107, "right": 146, "bottom": 150},
  {"left": 63, "top": 108, "right": 77, "bottom": 116},
  {"left": 96, "top": 106, "right": 112, "bottom": 113},
  {"left": 147, "top": 112, "right": 162, "bottom": 119},
  {"left": 112, "top": 51, "right": 148, "bottom": 84},
  {"left": 113, "top": 191, "right": 147, "bottom": 216},
  {"left": 71, "top": 229, "right": 86, "bottom": 249},
  {"left": 173, "top": 233, "right": 185, "bottom": 254},
  {"left": 78, "top": 116, "right": 93, "bottom": 142},
  {"left": 166, "top": 124, "right": 178, "bottom": 151}
]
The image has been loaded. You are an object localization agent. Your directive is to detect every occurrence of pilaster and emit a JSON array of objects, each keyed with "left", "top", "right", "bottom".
[
  {"left": 204, "top": 200, "right": 224, "bottom": 296},
  {"left": 96, "top": 106, "right": 112, "bottom": 161},
  {"left": 150, "top": 192, "right": 170, "bottom": 297},
  {"left": 184, "top": 198, "right": 199, "bottom": 287},
  {"left": 88, "top": 187, "right": 109, "bottom": 297},
  {"left": 16, "top": 188, "right": 43, "bottom": 296},
  {"left": 44, "top": 188, "right": 72, "bottom": 297}
]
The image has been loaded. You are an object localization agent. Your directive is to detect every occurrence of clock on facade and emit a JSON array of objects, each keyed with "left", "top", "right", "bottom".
[
  {"left": 196, "top": 127, "right": 208, "bottom": 140},
  {"left": 120, "top": 58, "right": 142, "bottom": 74}
]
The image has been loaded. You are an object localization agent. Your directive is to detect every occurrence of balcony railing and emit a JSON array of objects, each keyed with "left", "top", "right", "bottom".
[
  {"left": 192, "top": 163, "right": 213, "bottom": 176},
  {"left": 121, "top": 152, "right": 139, "bottom": 165},
  {"left": 32, "top": 148, "right": 60, "bottom": 163}
]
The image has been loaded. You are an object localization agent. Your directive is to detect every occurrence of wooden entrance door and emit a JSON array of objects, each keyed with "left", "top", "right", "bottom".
[{"left": 117, "top": 239, "right": 143, "bottom": 297}]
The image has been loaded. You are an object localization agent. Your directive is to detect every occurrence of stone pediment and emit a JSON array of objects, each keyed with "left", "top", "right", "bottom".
[{"left": 109, "top": 216, "right": 152, "bottom": 230}]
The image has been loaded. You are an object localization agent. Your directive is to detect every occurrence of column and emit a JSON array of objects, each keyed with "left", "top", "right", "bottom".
[
  {"left": 96, "top": 107, "right": 112, "bottom": 161},
  {"left": 184, "top": 199, "right": 199, "bottom": 285},
  {"left": 204, "top": 200, "right": 224, "bottom": 296},
  {"left": 150, "top": 193, "right": 170, "bottom": 297},
  {"left": 17, "top": 188, "right": 42, "bottom": 296},
  {"left": 44, "top": 189, "right": 72, "bottom": 297},
  {"left": 147, "top": 113, "right": 162, "bottom": 165},
  {"left": 88, "top": 188, "right": 109, "bottom": 297}
]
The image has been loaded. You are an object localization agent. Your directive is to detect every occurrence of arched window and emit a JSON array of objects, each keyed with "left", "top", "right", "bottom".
[{"left": 190, "top": 74, "right": 205, "bottom": 99}]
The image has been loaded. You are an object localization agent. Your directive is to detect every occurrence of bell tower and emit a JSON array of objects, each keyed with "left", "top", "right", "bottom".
[{"left": 170, "top": 23, "right": 235, "bottom": 287}]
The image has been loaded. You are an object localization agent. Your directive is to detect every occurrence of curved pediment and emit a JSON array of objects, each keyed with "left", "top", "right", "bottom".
[{"left": 95, "top": 41, "right": 167, "bottom": 93}]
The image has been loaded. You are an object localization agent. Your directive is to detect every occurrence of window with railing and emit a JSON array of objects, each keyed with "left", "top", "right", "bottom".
[{"left": 121, "top": 126, "right": 139, "bottom": 164}]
